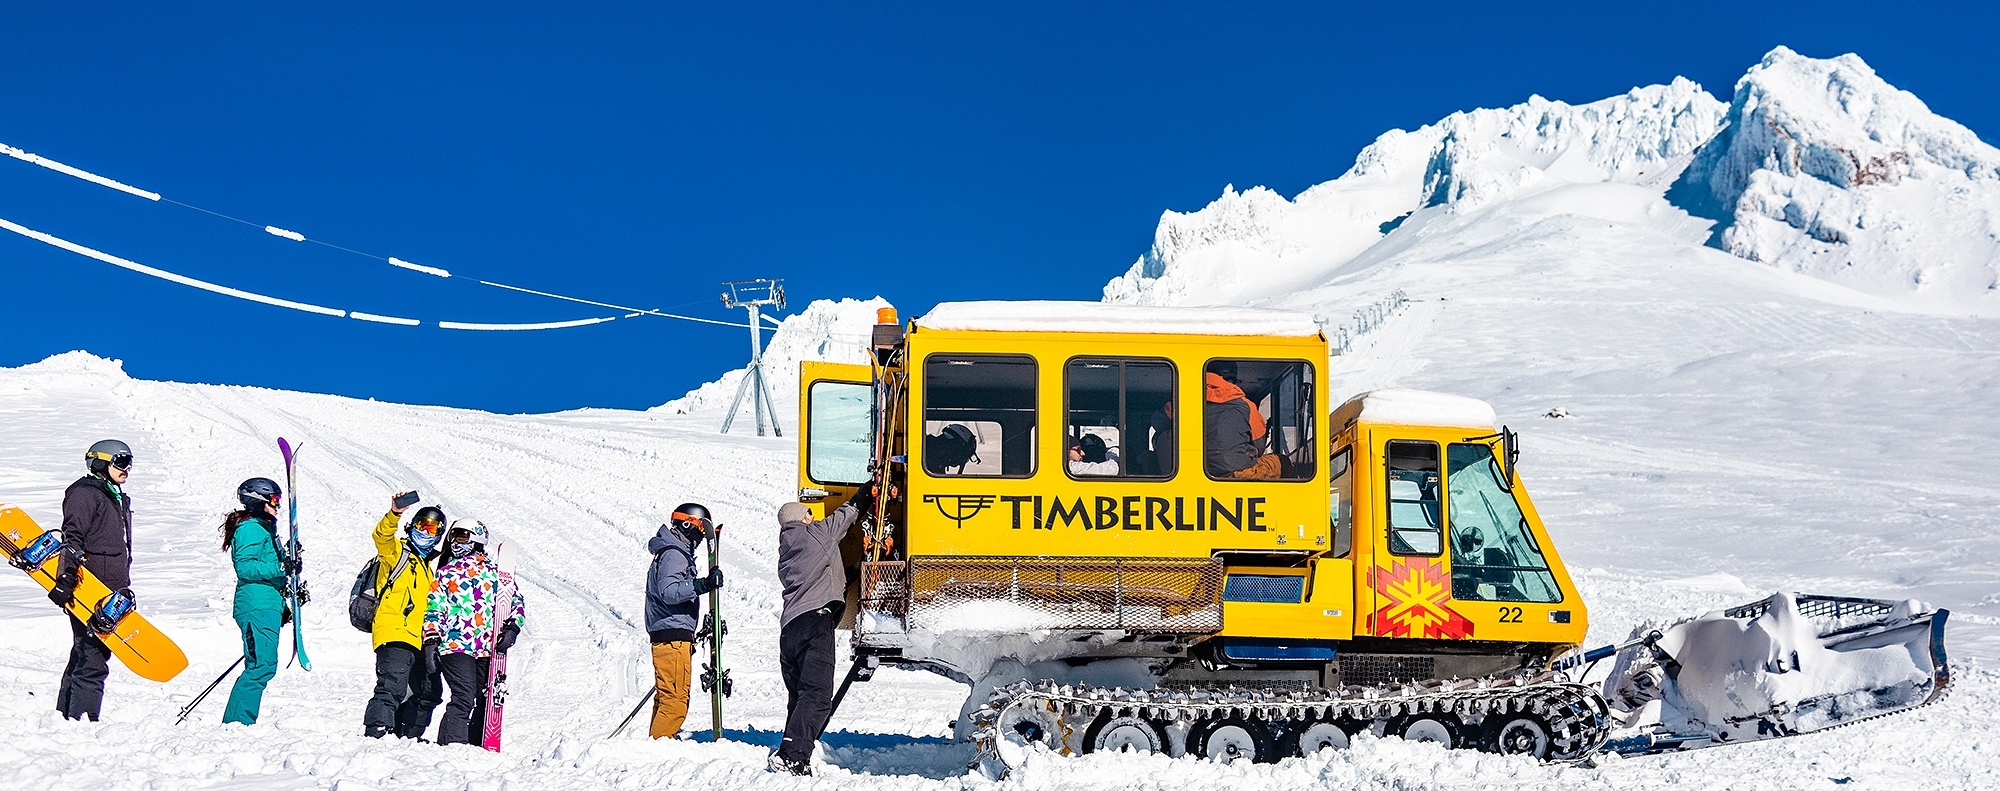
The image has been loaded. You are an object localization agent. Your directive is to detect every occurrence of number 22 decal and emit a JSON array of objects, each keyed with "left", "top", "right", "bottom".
[{"left": 1498, "top": 606, "right": 1523, "bottom": 623}]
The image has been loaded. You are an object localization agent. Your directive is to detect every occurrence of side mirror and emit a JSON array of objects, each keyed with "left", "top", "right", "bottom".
[{"left": 1499, "top": 425, "right": 1519, "bottom": 490}]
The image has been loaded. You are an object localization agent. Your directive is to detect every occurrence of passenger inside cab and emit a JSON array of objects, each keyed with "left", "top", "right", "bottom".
[
  {"left": 1067, "top": 434, "right": 1120, "bottom": 476},
  {"left": 1203, "top": 361, "right": 1278, "bottom": 478}
]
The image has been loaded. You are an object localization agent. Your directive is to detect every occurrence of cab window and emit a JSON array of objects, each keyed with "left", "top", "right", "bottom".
[
  {"left": 806, "top": 380, "right": 873, "bottom": 485},
  {"left": 1064, "top": 357, "right": 1175, "bottom": 479},
  {"left": 1201, "top": 359, "right": 1315, "bottom": 481},
  {"left": 1447, "top": 443, "right": 1561, "bottom": 602},
  {"left": 1385, "top": 440, "right": 1441, "bottom": 555},
  {"left": 922, "top": 355, "right": 1036, "bottom": 477}
]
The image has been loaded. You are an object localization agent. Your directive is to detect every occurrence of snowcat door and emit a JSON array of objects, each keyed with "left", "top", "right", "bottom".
[{"left": 800, "top": 361, "right": 875, "bottom": 626}]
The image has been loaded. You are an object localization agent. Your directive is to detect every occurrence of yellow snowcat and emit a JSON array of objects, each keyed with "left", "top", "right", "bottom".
[{"left": 795, "top": 301, "right": 1950, "bottom": 773}]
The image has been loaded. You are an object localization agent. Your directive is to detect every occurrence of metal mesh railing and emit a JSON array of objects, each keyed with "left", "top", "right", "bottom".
[
  {"left": 864, "top": 556, "right": 1225, "bottom": 634},
  {"left": 1722, "top": 595, "right": 1902, "bottom": 638}
]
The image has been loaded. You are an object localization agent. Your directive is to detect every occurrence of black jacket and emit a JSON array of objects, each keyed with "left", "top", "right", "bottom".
[{"left": 59, "top": 475, "right": 133, "bottom": 591}]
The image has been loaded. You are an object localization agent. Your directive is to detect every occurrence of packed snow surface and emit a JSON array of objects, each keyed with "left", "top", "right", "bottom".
[
  {"left": 1338, "top": 388, "right": 1497, "bottom": 429},
  {"left": 914, "top": 301, "right": 1323, "bottom": 337},
  {"left": 8, "top": 45, "right": 2000, "bottom": 790}
]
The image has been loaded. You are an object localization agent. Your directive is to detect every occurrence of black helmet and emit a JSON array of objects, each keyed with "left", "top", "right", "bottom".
[
  {"left": 671, "top": 503, "right": 712, "bottom": 540},
  {"left": 85, "top": 439, "right": 133, "bottom": 474},
  {"left": 237, "top": 477, "right": 283, "bottom": 509},
  {"left": 409, "top": 505, "right": 447, "bottom": 528},
  {"left": 925, "top": 423, "right": 978, "bottom": 473}
]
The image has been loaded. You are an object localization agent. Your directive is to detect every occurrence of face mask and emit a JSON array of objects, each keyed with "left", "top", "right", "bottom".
[{"left": 450, "top": 540, "right": 474, "bottom": 558}]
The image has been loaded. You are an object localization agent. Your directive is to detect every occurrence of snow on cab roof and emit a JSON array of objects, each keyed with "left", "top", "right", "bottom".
[
  {"left": 915, "top": 301, "right": 1323, "bottom": 337},
  {"left": 1333, "top": 388, "right": 1497, "bottom": 429}
]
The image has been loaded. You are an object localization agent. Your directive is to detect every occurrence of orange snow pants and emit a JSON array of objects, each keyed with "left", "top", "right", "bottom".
[{"left": 650, "top": 640, "right": 693, "bottom": 738}]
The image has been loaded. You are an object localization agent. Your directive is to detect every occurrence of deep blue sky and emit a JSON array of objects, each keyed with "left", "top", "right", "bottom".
[{"left": 3, "top": 3, "right": 1994, "bottom": 413}]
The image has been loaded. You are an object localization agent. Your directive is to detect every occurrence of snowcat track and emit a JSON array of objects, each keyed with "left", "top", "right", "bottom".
[{"left": 971, "top": 672, "right": 1611, "bottom": 773}]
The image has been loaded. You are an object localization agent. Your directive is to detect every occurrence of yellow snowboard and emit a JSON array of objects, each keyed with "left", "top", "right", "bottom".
[{"left": 0, "top": 503, "right": 187, "bottom": 682}]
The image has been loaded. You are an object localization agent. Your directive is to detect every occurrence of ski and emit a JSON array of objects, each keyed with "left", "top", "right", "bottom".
[
  {"left": 277, "top": 438, "right": 311, "bottom": 671},
  {"left": 699, "top": 521, "right": 730, "bottom": 740},
  {"left": 482, "top": 538, "right": 519, "bottom": 751}
]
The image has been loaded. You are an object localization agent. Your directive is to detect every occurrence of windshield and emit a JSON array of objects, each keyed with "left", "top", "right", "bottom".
[{"left": 1446, "top": 443, "right": 1560, "bottom": 603}]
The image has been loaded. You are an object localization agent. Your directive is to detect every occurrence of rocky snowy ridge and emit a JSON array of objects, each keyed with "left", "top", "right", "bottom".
[{"left": 1104, "top": 47, "right": 2000, "bottom": 315}]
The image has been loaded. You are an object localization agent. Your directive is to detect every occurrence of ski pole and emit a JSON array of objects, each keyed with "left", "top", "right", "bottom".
[
  {"left": 175, "top": 657, "right": 245, "bottom": 725},
  {"left": 609, "top": 688, "right": 655, "bottom": 739}
]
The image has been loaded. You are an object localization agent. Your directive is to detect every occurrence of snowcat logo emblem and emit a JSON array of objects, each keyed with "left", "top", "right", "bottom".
[
  {"left": 1371, "top": 557, "right": 1475, "bottom": 640},
  {"left": 923, "top": 494, "right": 997, "bottom": 528}
]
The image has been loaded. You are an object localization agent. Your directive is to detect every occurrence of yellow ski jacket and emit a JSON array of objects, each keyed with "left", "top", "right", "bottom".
[{"left": 370, "top": 511, "right": 435, "bottom": 650}]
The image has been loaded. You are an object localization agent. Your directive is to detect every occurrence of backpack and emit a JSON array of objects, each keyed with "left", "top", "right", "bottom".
[{"left": 347, "top": 551, "right": 414, "bottom": 632}]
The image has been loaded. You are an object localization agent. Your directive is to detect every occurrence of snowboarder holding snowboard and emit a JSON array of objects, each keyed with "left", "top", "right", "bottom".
[
  {"left": 769, "top": 484, "right": 870, "bottom": 775},
  {"left": 363, "top": 497, "right": 447, "bottom": 738},
  {"left": 220, "top": 477, "right": 292, "bottom": 725},
  {"left": 49, "top": 439, "right": 137, "bottom": 721},
  {"left": 422, "top": 519, "right": 523, "bottom": 745},
  {"left": 644, "top": 503, "right": 725, "bottom": 739}
]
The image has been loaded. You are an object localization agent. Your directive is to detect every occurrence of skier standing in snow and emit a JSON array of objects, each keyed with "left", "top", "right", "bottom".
[
  {"left": 769, "top": 486, "right": 869, "bottom": 775},
  {"left": 220, "top": 477, "right": 292, "bottom": 725},
  {"left": 422, "top": 519, "right": 523, "bottom": 746},
  {"left": 644, "top": 503, "right": 725, "bottom": 739},
  {"left": 49, "top": 439, "right": 137, "bottom": 721},
  {"left": 363, "top": 497, "right": 446, "bottom": 738}
]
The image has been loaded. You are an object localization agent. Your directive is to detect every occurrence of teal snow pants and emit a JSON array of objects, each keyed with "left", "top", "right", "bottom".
[{"left": 222, "top": 609, "right": 281, "bottom": 725}]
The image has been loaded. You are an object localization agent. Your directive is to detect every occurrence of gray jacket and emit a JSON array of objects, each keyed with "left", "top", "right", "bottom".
[
  {"left": 778, "top": 502, "right": 859, "bottom": 629},
  {"left": 645, "top": 524, "right": 700, "bottom": 641}
]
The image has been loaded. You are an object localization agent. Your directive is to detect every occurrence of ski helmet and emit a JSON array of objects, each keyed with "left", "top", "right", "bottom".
[
  {"left": 85, "top": 439, "right": 133, "bottom": 474},
  {"left": 237, "top": 477, "right": 283, "bottom": 509},
  {"left": 671, "top": 502, "right": 712, "bottom": 541},
  {"left": 447, "top": 518, "right": 488, "bottom": 544},
  {"left": 407, "top": 506, "right": 447, "bottom": 553}
]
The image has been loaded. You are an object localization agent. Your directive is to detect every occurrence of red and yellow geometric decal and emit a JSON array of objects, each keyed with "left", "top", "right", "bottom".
[{"left": 1370, "top": 557, "right": 1475, "bottom": 640}]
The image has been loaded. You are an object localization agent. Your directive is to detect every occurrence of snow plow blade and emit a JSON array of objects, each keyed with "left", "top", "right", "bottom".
[{"left": 1600, "top": 592, "right": 1949, "bottom": 755}]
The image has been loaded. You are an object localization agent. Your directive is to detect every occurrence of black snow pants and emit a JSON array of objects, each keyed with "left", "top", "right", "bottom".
[
  {"left": 777, "top": 608, "right": 838, "bottom": 764},
  {"left": 437, "top": 652, "right": 490, "bottom": 745},
  {"left": 57, "top": 616, "right": 112, "bottom": 721},
  {"left": 365, "top": 642, "right": 444, "bottom": 738}
]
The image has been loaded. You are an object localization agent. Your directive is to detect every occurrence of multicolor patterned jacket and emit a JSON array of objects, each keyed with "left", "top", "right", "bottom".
[{"left": 422, "top": 550, "right": 525, "bottom": 657}]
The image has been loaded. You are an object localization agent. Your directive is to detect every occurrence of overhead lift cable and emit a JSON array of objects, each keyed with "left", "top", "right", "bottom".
[{"left": 1, "top": 141, "right": 751, "bottom": 330}]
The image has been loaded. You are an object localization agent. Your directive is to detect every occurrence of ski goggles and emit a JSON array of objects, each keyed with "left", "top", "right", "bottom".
[
  {"left": 671, "top": 511, "right": 710, "bottom": 529},
  {"left": 447, "top": 527, "right": 475, "bottom": 541},
  {"left": 88, "top": 451, "right": 135, "bottom": 470},
  {"left": 413, "top": 518, "right": 443, "bottom": 532}
]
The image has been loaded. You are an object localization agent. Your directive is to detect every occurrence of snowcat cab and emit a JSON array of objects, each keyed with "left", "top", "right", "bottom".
[{"left": 796, "top": 300, "right": 1951, "bottom": 772}]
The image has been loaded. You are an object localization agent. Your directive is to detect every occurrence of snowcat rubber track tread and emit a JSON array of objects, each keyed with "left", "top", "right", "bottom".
[{"left": 971, "top": 673, "right": 1610, "bottom": 776}]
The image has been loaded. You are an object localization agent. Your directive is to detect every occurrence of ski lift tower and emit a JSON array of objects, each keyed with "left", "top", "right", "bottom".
[{"left": 719, "top": 278, "right": 786, "bottom": 436}]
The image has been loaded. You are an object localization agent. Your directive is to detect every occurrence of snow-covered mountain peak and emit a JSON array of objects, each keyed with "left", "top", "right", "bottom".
[
  {"left": 1669, "top": 47, "right": 2000, "bottom": 313},
  {"left": 1103, "top": 75, "right": 1727, "bottom": 307}
]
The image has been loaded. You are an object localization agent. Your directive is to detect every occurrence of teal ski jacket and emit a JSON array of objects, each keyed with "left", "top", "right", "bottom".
[{"left": 231, "top": 515, "right": 287, "bottom": 615}]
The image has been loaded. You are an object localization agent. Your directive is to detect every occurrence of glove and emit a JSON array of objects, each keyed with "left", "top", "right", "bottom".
[
  {"left": 282, "top": 605, "right": 294, "bottom": 626},
  {"left": 497, "top": 621, "right": 520, "bottom": 653},
  {"left": 694, "top": 567, "right": 725, "bottom": 594},
  {"left": 848, "top": 481, "right": 878, "bottom": 514},
  {"left": 47, "top": 571, "right": 77, "bottom": 607},
  {"left": 423, "top": 638, "right": 440, "bottom": 671}
]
